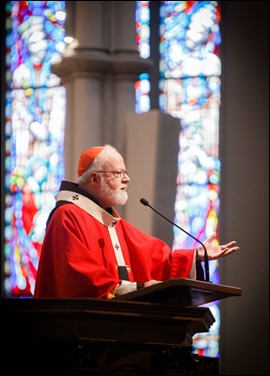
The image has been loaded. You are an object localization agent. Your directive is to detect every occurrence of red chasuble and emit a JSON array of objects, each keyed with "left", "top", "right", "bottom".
[{"left": 34, "top": 201, "right": 195, "bottom": 299}]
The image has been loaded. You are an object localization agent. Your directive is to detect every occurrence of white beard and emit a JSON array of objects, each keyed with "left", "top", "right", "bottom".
[{"left": 99, "top": 182, "right": 128, "bottom": 206}]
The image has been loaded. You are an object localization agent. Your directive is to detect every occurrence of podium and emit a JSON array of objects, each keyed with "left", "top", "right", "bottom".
[{"left": 0, "top": 279, "right": 241, "bottom": 375}]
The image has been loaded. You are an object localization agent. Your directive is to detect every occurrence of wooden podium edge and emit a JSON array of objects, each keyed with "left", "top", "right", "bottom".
[{"left": 113, "top": 278, "right": 242, "bottom": 307}]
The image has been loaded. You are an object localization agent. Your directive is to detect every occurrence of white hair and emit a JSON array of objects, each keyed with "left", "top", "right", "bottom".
[{"left": 77, "top": 144, "right": 121, "bottom": 184}]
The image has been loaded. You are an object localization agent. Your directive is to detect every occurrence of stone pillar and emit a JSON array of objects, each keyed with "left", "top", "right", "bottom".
[
  {"left": 125, "top": 110, "right": 180, "bottom": 246},
  {"left": 52, "top": 1, "right": 152, "bottom": 181}
]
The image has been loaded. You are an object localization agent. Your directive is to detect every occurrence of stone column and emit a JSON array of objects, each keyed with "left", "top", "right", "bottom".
[
  {"left": 125, "top": 110, "right": 180, "bottom": 246},
  {"left": 52, "top": 1, "right": 152, "bottom": 181}
]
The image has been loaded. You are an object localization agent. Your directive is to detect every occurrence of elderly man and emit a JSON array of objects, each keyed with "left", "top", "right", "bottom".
[{"left": 34, "top": 144, "right": 239, "bottom": 298}]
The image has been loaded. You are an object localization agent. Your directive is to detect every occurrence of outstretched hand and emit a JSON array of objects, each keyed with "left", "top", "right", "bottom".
[{"left": 197, "top": 232, "right": 239, "bottom": 261}]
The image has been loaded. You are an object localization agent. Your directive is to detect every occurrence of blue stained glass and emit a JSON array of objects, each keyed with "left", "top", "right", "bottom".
[
  {"left": 161, "top": 1, "right": 221, "bottom": 358},
  {"left": 4, "top": 1, "right": 66, "bottom": 297},
  {"left": 135, "top": 1, "right": 151, "bottom": 112},
  {"left": 136, "top": 0, "right": 221, "bottom": 359}
]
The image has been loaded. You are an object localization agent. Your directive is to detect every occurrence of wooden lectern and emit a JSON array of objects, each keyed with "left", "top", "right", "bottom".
[{"left": 0, "top": 279, "right": 241, "bottom": 375}]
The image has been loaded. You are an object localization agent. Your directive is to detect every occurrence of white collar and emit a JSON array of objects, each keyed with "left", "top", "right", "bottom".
[{"left": 56, "top": 190, "right": 121, "bottom": 227}]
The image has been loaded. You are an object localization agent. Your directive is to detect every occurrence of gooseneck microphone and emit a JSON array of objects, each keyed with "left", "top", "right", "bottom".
[{"left": 140, "top": 198, "right": 210, "bottom": 282}]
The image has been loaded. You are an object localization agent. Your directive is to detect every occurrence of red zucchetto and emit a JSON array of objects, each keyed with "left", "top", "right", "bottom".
[{"left": 77, "top": 146, "right": 104, "bottom": 176}]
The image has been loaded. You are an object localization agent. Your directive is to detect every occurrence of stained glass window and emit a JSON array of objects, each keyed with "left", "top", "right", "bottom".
[
  {"left": 135, "top": 1, "right": 151, "bottom": 112},
  {"left": 136, "top": 1, "right": 221, "bottom": 358},
  {"left": 4, "top": 1, "right": 66, "bottom": 297}
]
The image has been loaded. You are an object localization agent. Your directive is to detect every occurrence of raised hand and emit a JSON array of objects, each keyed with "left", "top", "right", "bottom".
[{"left": 197, "top": 232, "right": 240, "bottom": 261}]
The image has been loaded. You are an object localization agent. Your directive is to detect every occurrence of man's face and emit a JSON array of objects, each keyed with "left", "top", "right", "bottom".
[{"left": 98, "top": 156, "right": 130, "bottom": 207}]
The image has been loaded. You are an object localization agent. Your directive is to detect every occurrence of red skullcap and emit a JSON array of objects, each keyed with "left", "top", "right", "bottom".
[{"left": 77, "top": 146, "right": 104, "bottom": 176}]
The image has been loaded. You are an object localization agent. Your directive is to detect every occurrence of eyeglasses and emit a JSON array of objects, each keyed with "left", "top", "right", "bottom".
[{"left": 94, "top": 170, "right": 128, "bottom": 179}]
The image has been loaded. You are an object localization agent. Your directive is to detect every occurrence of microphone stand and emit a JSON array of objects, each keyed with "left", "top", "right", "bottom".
[{"left": 140, "top": 198, "right": 210, "bottom": 282}]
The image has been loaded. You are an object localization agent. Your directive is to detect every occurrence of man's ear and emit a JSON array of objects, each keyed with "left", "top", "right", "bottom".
[{"left": 89, "top": 172, "right": 100, "bottom": 185}]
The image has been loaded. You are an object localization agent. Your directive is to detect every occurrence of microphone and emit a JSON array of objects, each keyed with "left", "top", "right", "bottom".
[{"left": 140, "top": 198, "right": 210, "bottom": 282}]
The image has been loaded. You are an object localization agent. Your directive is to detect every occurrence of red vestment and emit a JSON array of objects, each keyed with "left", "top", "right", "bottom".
[{"left": 34, "top": 184, "right": 196, "bottom": 299}]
